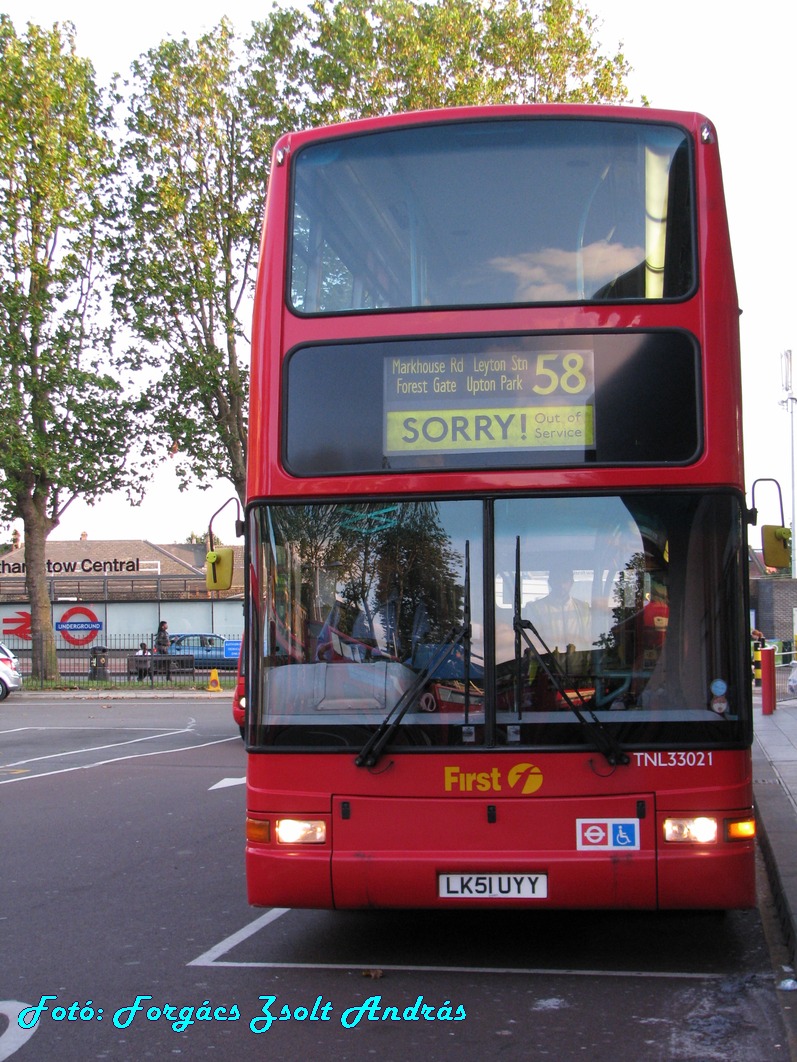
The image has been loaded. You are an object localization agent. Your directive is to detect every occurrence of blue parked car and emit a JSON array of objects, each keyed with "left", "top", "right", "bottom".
[{"left": 168, "top": 633, "right": 239, "bottom": 669}]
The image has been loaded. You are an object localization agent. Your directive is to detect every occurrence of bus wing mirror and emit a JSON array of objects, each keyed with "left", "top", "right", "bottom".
[
  {"left": 761, "top": 525, "right": 792, "bottom": 570},
  {"left": 206, "top": 547, "right": 235, "bottom": 590}
]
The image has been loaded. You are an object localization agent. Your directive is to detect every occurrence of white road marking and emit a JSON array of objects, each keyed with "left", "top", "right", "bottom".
[
  {"left": 0, "top": 725, "right": 182, "bottom": 735},
  {"left": 0, "top": 1001, "right": 37, "bottom": 1061},
  {"left": 0, "top": 736, "right": 239, "bottom": 784},
  {"left": 1, "top": 728, "right": 194, "bottom": 768},
  {"left": 188, "top": 909, "right": 290, "bottom": 966},
  {"left": 209, "top": 777, "right": 246, "bottom": 790},
  {"left": 188, "top": 911, "right": 724, "bottom": 979}
]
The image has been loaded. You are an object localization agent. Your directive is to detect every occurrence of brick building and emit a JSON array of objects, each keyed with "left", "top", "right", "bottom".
[
  {"left": 750, "top": 574, "right": 797, "bottom": 651},
  {"left": 0, "top": 535, "right": 243, "bottom": 603}
]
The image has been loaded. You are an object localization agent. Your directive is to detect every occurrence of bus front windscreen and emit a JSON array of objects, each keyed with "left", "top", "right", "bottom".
[
  {"left": 289, "top": 118, "right": 694, "bottom": 313},
  {"left": 248, "top": 493, "right": 749, "bottom": 753}
]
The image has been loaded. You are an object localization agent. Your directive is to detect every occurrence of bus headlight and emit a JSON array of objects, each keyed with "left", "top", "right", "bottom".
[
  {"left": 275, "top": 818, "right": 326, "bottom": 844},
  {"left": 663, "top": 816, "right": 718, "bottom": 843}
]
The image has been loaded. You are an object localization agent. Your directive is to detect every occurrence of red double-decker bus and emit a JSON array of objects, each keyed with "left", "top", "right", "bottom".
[{"left": 238, "top": 105, "right": 755, "bottom": 910}]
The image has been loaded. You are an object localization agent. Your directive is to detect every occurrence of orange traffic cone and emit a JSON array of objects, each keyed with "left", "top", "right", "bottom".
[{"left": 206, "top": 668, "right": 222, "bottom": 693}]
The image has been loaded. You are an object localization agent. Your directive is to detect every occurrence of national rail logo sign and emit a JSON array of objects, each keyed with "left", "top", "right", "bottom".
[{"left": 1, "top": 609, "right": 31, "bottom": 640}]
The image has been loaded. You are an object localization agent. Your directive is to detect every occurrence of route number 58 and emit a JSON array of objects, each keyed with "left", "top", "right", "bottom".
[{"left": 532, "top": 353, "right": 589, "bottom": 395}]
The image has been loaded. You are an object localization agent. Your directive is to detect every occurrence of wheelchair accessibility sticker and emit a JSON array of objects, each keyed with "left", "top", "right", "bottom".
[{"left": 576, "top": 819, "right": 640, "bottom": 850}]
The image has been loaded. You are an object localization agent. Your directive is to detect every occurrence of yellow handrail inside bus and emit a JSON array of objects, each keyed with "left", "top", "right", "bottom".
[{"left": 645, "top": 143, "right": 670, "bottom": 298}]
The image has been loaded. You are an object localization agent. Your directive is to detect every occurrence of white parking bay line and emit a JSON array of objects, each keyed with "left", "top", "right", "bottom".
[
  {"left": 188, "top": 909, "right": 291, "bottom": 966},
  {"left": 1, "top": 728, "right": 193, "bottom": 768},
  {"left": 188, "top": 910, "right": 724, "bottom": 979},
  {"left": 0, "top": 736, "right": 239, "bottom": 784}
]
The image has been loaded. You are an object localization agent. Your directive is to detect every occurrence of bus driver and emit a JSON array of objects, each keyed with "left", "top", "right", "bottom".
[{"left": 526, "top": 563, "right": 591, "bottom": 656}]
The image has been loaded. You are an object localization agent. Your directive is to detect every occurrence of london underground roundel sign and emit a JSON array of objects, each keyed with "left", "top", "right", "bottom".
[{"left": 55, "top": 605, "right": 102, "bottom": 647}]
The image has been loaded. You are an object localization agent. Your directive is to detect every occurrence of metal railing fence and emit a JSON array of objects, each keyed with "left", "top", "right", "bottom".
[{"left": 3, "top": 633, "right": 237, "bottom": 691}]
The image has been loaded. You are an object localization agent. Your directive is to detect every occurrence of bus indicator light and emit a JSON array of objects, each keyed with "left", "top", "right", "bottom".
[
  {"left": 725, "top": 818, "right": 756, "bottom": 841},
  {"left": 246, "top": 817, "right": 270, "bottom": 844}
]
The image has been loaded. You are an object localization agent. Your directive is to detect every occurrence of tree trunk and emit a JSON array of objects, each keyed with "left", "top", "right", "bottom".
[{"left": 21, "top": 498, "right": 59, "bottom": 681}]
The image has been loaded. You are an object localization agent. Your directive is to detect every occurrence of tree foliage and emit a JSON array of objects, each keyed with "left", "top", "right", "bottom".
[
  {"left": 0, "top": 3, "right": 633, "bottom": 676},
  {"left": 116, "top": 0, "right": 631, "bottom": 505},
  {"left": 248, "top": 0, "right": 631, "bottom": 124},
  {"left": 0, "top": 17, "right": 139, "bottom": 677},
  {"left": 113, "top": 17, "right": 302, "bottom": 502}
]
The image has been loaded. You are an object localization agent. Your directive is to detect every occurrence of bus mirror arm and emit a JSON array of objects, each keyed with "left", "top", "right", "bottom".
[{"left": 206, "top": 497, "right": 243, "bottom": 591}]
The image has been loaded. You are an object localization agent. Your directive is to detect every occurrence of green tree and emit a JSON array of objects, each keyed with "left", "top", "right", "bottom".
[
  {"left": 249, "top": 0, "right": 631, "bottom": 124},
  {"left": 0, "top": 18, "right": 138, "bottom": 679},
  {"left": 116, "top": 2, "right": 631, "bottom": 508},
  {"left": 113, "top": 17, "right": 302, "bottom": 503},
  {"left": 480, "top": 0, "right": 631, "bottom": 104}
]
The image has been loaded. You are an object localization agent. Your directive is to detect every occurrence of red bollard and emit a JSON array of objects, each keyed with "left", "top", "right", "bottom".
[{"left": 760, "top": 646, "right": 776, "bottom": 716}]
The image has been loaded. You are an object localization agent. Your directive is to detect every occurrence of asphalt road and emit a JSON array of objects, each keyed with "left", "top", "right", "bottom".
[{"left": 1, "top": 696, "right": 796, "bottom": 1061}]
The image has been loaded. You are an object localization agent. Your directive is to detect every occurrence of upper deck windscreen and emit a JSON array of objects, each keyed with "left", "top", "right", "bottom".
[{"left": 289, "top": 118, "right": 694, "bottom": 314}]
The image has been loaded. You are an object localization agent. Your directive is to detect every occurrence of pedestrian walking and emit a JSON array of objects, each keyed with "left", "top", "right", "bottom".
[{"left": 154, "top": 620, "right": 171, "bottom": 680}]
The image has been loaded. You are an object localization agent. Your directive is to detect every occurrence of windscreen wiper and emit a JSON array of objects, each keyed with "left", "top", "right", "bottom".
[
  {"left": 356, "top": 542, "right": 472, "bottom": 768},
  {"left": 461, "top": 540, "right": 473, "bottom": 724},
  {"left": 513, "top": 537, "right": 629, "bottom": 767}
]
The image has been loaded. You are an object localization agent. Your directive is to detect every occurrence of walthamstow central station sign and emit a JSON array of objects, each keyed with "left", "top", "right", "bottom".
[{"left": 0, "top": 556, "right": 145, "bottom": 576}]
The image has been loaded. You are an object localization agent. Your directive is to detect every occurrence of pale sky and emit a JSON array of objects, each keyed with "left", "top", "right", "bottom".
[{"left": 3, "top": 0, "right": 795, "bottom": 543}]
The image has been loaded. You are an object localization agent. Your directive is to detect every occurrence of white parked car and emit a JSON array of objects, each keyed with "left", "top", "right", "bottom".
[{"left": 0, "top": 641, "right": 23, "bottom": 700}]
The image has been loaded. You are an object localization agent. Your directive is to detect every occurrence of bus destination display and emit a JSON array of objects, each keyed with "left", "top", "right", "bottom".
[{"left": 384, "top": 349, "right": 595, "bottom": 456}]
